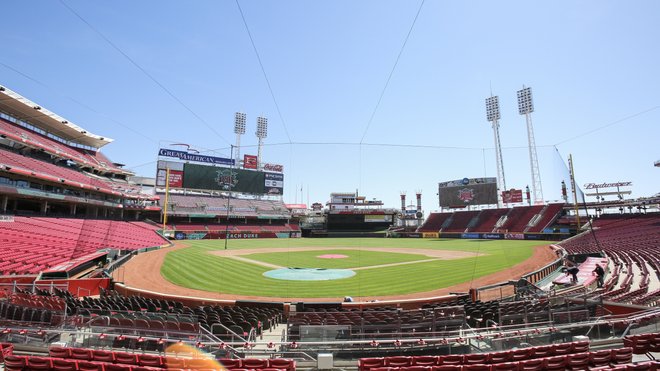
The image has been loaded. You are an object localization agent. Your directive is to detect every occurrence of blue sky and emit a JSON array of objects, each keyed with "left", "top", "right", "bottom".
[{"left": 2, "top": 1, "right": 658, "bottom": 213}]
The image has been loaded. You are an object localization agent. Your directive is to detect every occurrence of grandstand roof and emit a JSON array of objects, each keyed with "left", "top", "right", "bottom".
[{"left": 0, "top": 85, "right": 113, "bottom": 149}]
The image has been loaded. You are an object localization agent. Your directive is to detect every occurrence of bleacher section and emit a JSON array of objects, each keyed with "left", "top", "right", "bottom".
[
  {"left": 417, "top": 212, "right": 452, "bottom": 232},
  {"left": 0, "top": 118, "right": 128, "bottom": 175},
  {"left": 0, "top": 217, "right": 167, "bottom": 275},
  {"left": 163, "top": 194, "right": 290, "bottom": 218},
  {"left": 559, "top": 213, "right": 660, "bottom": 305},
  {"left": 469, "top": 208, "right": 509, "bottom": 233},
  {"left": 417, "top": 204, "right": 565, "bottom": 235},
  {"left": 358, "top": 343, "right": 638, "bottom": 371}
]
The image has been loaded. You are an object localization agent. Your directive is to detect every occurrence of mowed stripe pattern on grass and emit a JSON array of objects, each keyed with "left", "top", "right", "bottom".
[{"left": 160, "top": 238, "right": 542, "bottom": 298}]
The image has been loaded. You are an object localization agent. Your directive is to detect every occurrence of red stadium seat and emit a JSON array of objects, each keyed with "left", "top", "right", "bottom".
[
  {"left": 510, "top": 348, "right": 532, "bottom": 361},
  {"left": 385, "top": 356, "right": 412, "bottom": 367},
  {"left": 77, "top": 361, "right": 106, "bottom": 371},
  {"left": 50, "top": 346, "right": 72, "bottom": 359},
  {"left": 489, "top": 351, "right": 512, "bottom": 364},
  {"left": 360, "top": 357, "right": 385, "bottom": 371},
  {"left": 412, "top": 356, "right": 439, "bottom": 366},
  {"left": 105, "top": 364, "right": 133, "bottom": 371},
  {"left": 612, "top": 348, "right": 634, "bottom": 364},
  {"left": 27, "top": 356, "right": 54, "bottom": 370},
  {"left": 490, "top": 362, "right": 519, "bottom": 371},
  {"left": 92, "top": 349, "right": 115, "bottom": 363},
  {"left": 218, "top": 358, "right": 242, "bottom": 368},
  {"left": 114, "top": 352, "right": 139, "bottom": 365},
  {"left": 241, "top": 358, "right": 270, "bottom": 369},
  {"left": 519, "top": 358, "right": 544, "bottom": 371},
  {"left": 566, "top": 352, "right": 590, "bottom": 369},
  {"left": 268, "top": 358, "right": 295, "bottom": 371},
  {"left": 138, "top": 354, "right": 163, "bottom": 368},
  {"left": 4, "top": 355, "right": 27, "bottom": 371},
  {"left": 438, "top": 355, "right": 463, "bottom": 365},
  {"left": 52, "top": 358, "right": 78, "bottom": 371},
  {"left": 464, "top": 354, "right": 490, "bottom": 365},
  {"left": 431, "top": 366, "right": 462, "bottom": 371},
  {"left": 543, "top": 356, "right": 567, "bottom": 371},
  {"left": 164, "top": 357, "right": 187, "bottom": 369},
  {"left": 463, "top": 365, "right": 491, "bottom": 371},
  {"left": 70, "top": 348, "right": 93, "bottom": 361}
]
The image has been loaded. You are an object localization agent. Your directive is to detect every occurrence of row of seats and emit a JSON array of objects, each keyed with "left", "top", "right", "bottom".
[
  {"left": 624, "top": 332, "right": 660, "bottom": 354},
  {"left": 418, "top": 204, "right": 564, "bottom": 234},
  {"left": 359, "top": 341, "right": 591, "bottom": 370},
  {"left": 0, "top": 117, "right": 126, "bottom": 175},
  {"left": 0, "top": 217, "right": 168, "bottom": 275}
]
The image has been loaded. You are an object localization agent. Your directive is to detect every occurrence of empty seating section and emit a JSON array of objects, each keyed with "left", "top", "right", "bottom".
[
  {"left": 559, "top": 214, "right": 660, "bottom": 304},
  {"left": 164, "top": 194, "right": 290, "bottom": 218},
  {"left": 0, "top": 118, "right": 126, "bottom": 175},
  {"left": 0, "top": 217, "right": 167, "bottom": 275},
  {"left": 67, "top": 292, "right": 282, "bottom": 342},
  {"left": 4, "top": 350, "right": 295, "bottom": 371},
  {"left": 169, "top": 223, "right": 298, "bottom": 233},
  {"left": 498, "top": 205, "right": 544, "bottom": 233},
  {"left": 0, "top": 149, "right": 116, "bottom": 193},
  {"left": 359, "top": 343, "right": 639, "bottom": 371},
  {"left": 469, "top": 209, "right": 509, "bottom": 233},
  {"left": 525, "top": 203, "right": 564, "bottom": 232},
  {"left": 442, "top": 211, "right": 479, "bottom": 233},
  {"left": 419, "top": 205, "right": 564, "bottom": 234},
  {"left": 417, "top": 213, "right": 452, "bottom": 232}
]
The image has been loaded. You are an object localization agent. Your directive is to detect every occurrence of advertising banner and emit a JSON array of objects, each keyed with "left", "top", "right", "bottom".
[
  {"left": 158, "top": 148, "right": 234, "bottom": 166},
  {"left": 156, "top": 169, "right": 184, "bottom": 187},
  {"left": 264, "top": 163, "right": 283, "bottom": 172},
  {"left": 502, "top": 189, "right": 523, "bottom": 203},
  {"left": 364, "top": 214, "right": 393, "bottom": 223},
  {"left": 243, "top": 154, "right": 258, "bottom": 169},
  {"left": 264, "top": 172, "right": 284, "bottom": 195}
]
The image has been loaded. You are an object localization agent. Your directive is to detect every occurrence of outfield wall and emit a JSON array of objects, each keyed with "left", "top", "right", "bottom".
[
  {"left": 170, "top": 231, "right": 301, "bottom": 240},
  {"left": 391, "top": 231, "right": 569, "bottom": 241}
]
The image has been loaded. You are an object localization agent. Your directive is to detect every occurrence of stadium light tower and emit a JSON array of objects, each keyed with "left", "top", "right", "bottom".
[
  {"left": 485, "top": 95, "right": 506, "bottom": 207},
  {"left": 255, "top": 116, "right": 268, "bottom": 170},
  {"left": 234, "top": 112, "right": 246, "bottom": 164},
  {"left": 517, "top": 86, "right": 544, "bottom": 204}
]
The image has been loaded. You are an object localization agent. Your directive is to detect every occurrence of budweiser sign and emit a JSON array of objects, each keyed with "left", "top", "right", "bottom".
[
  {"left": 584, "top": 182, "right": 632, "bottom": 189},
  {"left": 263, "top": 163, "right": 283, "bottom": 172}
]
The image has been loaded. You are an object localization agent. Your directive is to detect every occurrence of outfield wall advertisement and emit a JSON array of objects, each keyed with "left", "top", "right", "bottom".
[{"left": 438, "top": 177, "right": 498, "bottom": 207}]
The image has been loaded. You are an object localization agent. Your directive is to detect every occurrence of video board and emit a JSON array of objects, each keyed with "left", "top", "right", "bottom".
[
  {"left": 181, "top": 163, "right": 283, "bottom": 195},
  {"left": 438, "top": 177, "right": 498, "bottom": 207}
]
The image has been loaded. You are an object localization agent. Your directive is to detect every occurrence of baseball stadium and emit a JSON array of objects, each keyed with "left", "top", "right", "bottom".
[{"left": 0, "top": 82, "right": 659, "bottom": 371}]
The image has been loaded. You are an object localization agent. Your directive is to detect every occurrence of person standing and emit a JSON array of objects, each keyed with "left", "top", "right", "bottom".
[{"left": 593, "top": 264, "right": 605, "bottom": 288}]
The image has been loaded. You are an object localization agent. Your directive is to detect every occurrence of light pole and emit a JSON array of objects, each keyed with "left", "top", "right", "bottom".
[
  {"left": 486, "top": 95, "right": 506, "bottom": 207},
  {"left": 224, "top": 144, "right": 235, "bottom": 250},
  {"left": 256, "top": 116, "right": 268, "bottom": 171},
  {"left": 517, "top": 86, "right": 544, "bottom": 204},
  {"left": 234, "top": 112, "right": 246, "bottom": 165}
]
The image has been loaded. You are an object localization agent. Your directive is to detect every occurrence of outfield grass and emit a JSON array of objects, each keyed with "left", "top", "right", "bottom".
[{"left": 160, "top": 238, "right": 547, "bottom": 298}]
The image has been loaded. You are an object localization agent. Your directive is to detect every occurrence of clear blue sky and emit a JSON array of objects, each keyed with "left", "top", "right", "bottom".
[{"left": 2, "top": 1, "right": 658, "bottom": 213}]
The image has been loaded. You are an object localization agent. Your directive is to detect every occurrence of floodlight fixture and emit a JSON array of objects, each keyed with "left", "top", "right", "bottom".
[
  {"left": 485, "top": 96, "right": 501, "bottom": 122},
  {"left": 518, "top": 85, "right": 544, "bottom": 204},
  {"left": 256, "top": 116, "right": 268, "bottom": 139},
  {"left": 517, "top": 86, "right": 534, "bottom": 115},
  {"left": 486, "top": 94, "right": 506, "bottom": 205},
  {"left": 234, "top": 112, "right": 246, "bottom": 134}
]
